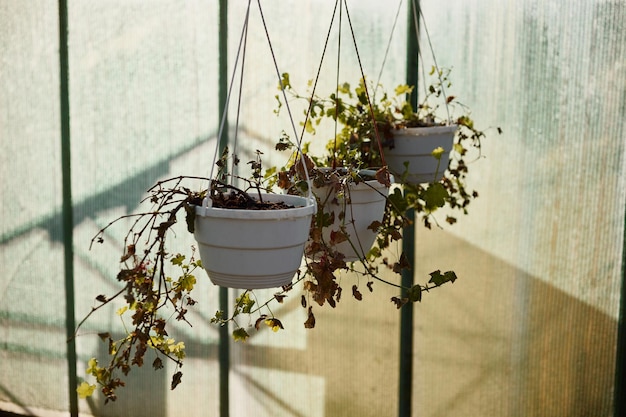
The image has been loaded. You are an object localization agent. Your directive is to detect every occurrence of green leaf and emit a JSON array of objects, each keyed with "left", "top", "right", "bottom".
[
  {"left": 210, "top": 310, "right": 224, "bottom": 324},
  {"left": 423, "top": 183, "right": 448, "bottom": 210},
  {"left": 407, "top": 285, "right": 422, "bottom": 302},
  {"left": 388, "top": 187, "right": 408, "bottom": 213},
  {"left": 428, "top": 270, "right": 458, "bottom": 286},
  {"left": 171, "top": 254, "right": 185, "bottom": 266},
  {"left": 443, "top": 270, "right": 458, "bottom": 283},
  {"left": 179, "top": 274, "right": 196, "bottom": 292},
  {"left": 235, "top": 292, "right": 255, "bottom": 314},
  {"left": 232, "top": 327, "right": 250, "bottom": 342},
  {"left": 338, "top": 82, "right": 351, "bottom": 95}
]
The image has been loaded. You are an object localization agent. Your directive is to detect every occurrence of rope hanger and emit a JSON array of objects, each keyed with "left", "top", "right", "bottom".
[
  {"left": 330, "top": 0, "right": 453, "bottom": 127},
  {"left": 297, "top": 0, "right": 388, "bottom": 170},
  {"left": 208, "top": 0, "right": 453, "bottom": 201},
  {"left": 207, "top": 0, "right": 314, "bottom": 207}
]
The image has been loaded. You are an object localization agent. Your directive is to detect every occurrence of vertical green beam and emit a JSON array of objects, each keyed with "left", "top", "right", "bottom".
[
  {"left": 58, "top": 0, "right": 78, "bottom": 416},
  {"left": 218, "top": 1, "right": 230, "bottom": 416},
  {"left": 398, "top": 1, "right": 419, "bottom": 417},
  {"left": 398, "top": 208, "right": 415, "bottom": 417},
  {"left": 615, "top": 198, "right": 626, "bottom": 416}
]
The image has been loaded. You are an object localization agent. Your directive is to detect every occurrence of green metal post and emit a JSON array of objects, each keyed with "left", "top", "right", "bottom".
[
  {"left": 398, "top": 207, "right": 415, "bottom": 417},
  {"left": 58, "top": 0, "right": 79, "bottom": 416},
  {"left": 218, "top": 1, "right": 230, "bottom": 416},
  {"left": 398, "top": 1, "right": 419, "bottom": 416}
]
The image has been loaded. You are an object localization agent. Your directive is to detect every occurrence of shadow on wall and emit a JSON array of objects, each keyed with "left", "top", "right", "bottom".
[
  {"left": 0, "top": 161, "right": 169, "bottom": 247},
  {"left": 0, "top": 148, "right": 619, "bottom": 417},
  {"left": 226, "top": 227, "right": 617, "bottom": 417},
  {"left": 413, "top": 228, "right": 616, "bottom": 417},
  {"left": 0, "top": 202, "right": 618, "bottom": 417}
]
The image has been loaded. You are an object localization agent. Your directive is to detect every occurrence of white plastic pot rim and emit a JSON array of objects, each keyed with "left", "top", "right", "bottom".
[
  {"left": 195, "top": 193, "right": 316, "bottom": 219},
  {"left": 392, "top": 124, "right": 458, "bottom": 137}
]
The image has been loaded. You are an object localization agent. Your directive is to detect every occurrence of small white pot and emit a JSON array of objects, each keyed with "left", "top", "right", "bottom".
[
  {"left": 193, "top": 193, "right": 316, "bottom": 289},
  {"left": 310, "top": 169, "right": 392, "bottom": 262},
  {"left": 385, "top": 124, "right": 457, "bottom": 184}
]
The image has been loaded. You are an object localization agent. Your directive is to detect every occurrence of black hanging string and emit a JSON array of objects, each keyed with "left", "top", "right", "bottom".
[
  {"left": 296, "top": 0, "right": 340, "bottom": 161},
  {"left": 411, "top": 1, "right": 452, "bottom": 123},
  {"left": 296, "top": 0, "right": 388, "bottom": 169},
  {"left": 374, "top": 0, "right": 405, "bottom": 101},
  {"left": 231, "top": 2, "right": 251, "bottom": 178},
  {"left": 256, "top": 0, "right": 314, "bottom": 195},
  {"left": 343, "top": 0, "right": 387, "bottom": 167},
  {"left": 210, "top": 0, "right": 252, "bottom": 186},
  {"left": 332, "top": 0, "right": 343, "bottom": 169}
]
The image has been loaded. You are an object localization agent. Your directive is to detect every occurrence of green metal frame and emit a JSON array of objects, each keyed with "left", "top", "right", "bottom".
[
  {"left": 218, "top": 2, "right": 230, "bottom": 417},
  {"left": 398, "top": 1, "right": 419, "bottom": 416},
  {"left": 58, "top": 0, "right": 79, "bottom": 416}
]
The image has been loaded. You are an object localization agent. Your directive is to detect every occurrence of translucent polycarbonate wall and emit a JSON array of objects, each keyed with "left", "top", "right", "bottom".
[
  {"left": 0, "top": 1, "right": 624, "bottom": 417},
  {"left": 413, "top": 1, "right": 625, "bottom": 415}
]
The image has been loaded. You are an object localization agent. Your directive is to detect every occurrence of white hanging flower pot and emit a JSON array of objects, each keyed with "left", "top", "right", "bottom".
[
  {"left": 193, "top": 193, "right": 316, "bottom": 289},
  {"left": 385, "top": 124, "right": 457, "bottom": 184},
  {"left": 309, "top": 169, "right": 392, "bottom": 262}
]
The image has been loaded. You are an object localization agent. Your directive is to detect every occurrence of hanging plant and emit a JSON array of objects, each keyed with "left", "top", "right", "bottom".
[
  {"left": 276, "top": 66, "right": 500, "bottom": 229},
  {"left": 210, "top": 0, "right": 474, "bottom": 342},
  {"left": 73, "top": 148, "right": 316, "bottom": 402},
  {"left": 194, "top": 151, "right": 316, "bottom": 290},
  {"left": 73, "top": 0, "right": 483, "bottom": 403},
  {"left": 259, "top": 73, "right": 466, "bottom": 332},
  {"left": 71, "top": 0, "right": 321, "bottom": 401}
]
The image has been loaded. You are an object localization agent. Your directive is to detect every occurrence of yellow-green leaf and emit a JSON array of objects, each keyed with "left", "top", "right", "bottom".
[
  {"left": 77, "top": 381, "right": 96, "bottom": 399},
  {"left": 171, "top": 253, "right": 185, "bottom": 266},
  {"left": 423, "top": 183, "right": 449, "bottom": 210},
  {"left": 264, "top": 318, "right": 284, "bottom": 333},
  {"left": 232, "top": 327, "right": 250, "bottom": 342},
  {"left": 180, "top": 274, "right": 196, "bottom": 292},
  {"left": 431, "top": 146, "right": 445, "bottom": 160},
  {"left": 394, "top": 84, "right": 413, "bottom": 96},
  {"left": 304, "top": 119, "right": 315, "bottom": 134},
  {"left": 279, "top": 72, "right": 291, "bottom": 90},
  {"left": 86, "top": 358, "right": 98, "bottom": 375}
]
